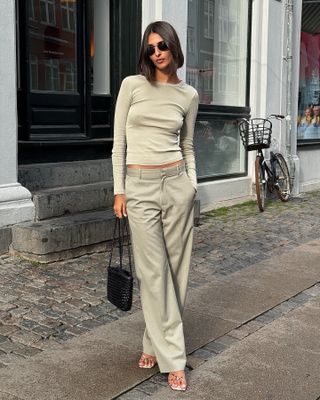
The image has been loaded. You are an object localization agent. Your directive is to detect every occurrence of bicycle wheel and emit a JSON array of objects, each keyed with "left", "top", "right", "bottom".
[
  {"left": 255, "top": 155, "right": 266, "bottom": 212},
  {"left": 273, "top": 153, "right": 290, "bottom": 201}
]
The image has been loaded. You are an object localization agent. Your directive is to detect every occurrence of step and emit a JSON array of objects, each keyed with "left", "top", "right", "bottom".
[
  {"left": 10, "top": 209, "right": 115, "bottom": 262},
  {"left": 33, "top": 181, "right": 114, "bottom": 221},
  {"left": 18, "top": 159, "right": 113, "bottom": 191}
]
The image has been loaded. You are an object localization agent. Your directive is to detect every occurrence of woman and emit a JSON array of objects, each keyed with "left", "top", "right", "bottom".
[{"left": 112, "top": 21, "right": 199, "bottom": 391}]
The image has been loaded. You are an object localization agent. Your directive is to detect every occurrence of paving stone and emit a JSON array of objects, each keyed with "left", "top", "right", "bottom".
[
  {"left": 77, "top": 319, "right": 105, "bottom": 330},
  {"left": 291, "top": 292, "right": 312, "bottom": 304},
  {"left": 86, "top": 304, "right": 111, "bottom": 318},
  {"left": 255, "top": 308, "right": 284, "bottom": 324},
  {"left": 135, "top": 380, "right": 161, "bottom": 395},
  {"left": 149, "top": 373, "right": 168, "bottom": 387},
  {"left": 228, "top": 321, "right": 264, "bottom": 339},
  {"left": 0, "top": 324, "right": 18, "bottom": 336},
  {"left": 31, "top": 325, "right": 55, "bottom": 339},
  {"left": 64, "top": 325, "right": 89, "bottom": 335},
  {"left": 304, "top": 285, "right": 320, "bottom": 297},
  {"left": 18, "top": 319, "right": 41, "bottom": 331},
  {"left": 52, "top": 332, "right": 75, "bottom": 342},
  {"left": 192, "top": 348, "right": 216, "bottom": 359},
  {"left": 0, "top": 335, "right": 9, "bottom": 344},
  {"left": 8, "top": 307, "right": 30, "bottom": 318},
  {"left": 9, "top": 330, "right": 41, "bottom": 346},
  {"left": 214, "top": 334, "right": 239, "bottom": 347},
  {"left": 203, "top": 341, "right": 227, "bottom": 354},
  {"left": 0, "top": 303, "right": 17, "bottom": 312}
]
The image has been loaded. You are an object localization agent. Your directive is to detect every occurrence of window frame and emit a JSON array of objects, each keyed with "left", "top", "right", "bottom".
[{"left": 189, "top": 0, "right": 253, "bottom": 182}]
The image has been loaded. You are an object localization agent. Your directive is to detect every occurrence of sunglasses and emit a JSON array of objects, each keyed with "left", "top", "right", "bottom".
[{"left": 146, "top": 41, "right": 170, "bottom": 56}]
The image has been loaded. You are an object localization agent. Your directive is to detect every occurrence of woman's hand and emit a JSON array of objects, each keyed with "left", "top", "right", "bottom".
[{"left": 113, "top": 194, "right": 127, "bottom": 219}]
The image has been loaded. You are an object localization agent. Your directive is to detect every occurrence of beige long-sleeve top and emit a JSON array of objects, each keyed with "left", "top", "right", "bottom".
[{"left": 111, "top": 74, "right": 199, "bottom": 195}]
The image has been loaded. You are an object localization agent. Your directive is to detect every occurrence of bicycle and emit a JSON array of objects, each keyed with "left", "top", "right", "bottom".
[{"left": 238, "top": 114, "right": 291, "bottom": 212}]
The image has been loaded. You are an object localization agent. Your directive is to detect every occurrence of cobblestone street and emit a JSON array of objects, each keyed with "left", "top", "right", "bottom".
[{"left": 0, "top": 193, "right": 319, "bottom": 368}]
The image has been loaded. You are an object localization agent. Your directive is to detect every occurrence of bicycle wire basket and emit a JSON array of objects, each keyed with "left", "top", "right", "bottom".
[{"left": 239, "top": 118, "right": 273, "bottom": 151}]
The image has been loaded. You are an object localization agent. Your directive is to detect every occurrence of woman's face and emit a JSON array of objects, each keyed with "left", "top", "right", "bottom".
[{"left": 147, "top": 32, "right": 173, "bottom": 72}]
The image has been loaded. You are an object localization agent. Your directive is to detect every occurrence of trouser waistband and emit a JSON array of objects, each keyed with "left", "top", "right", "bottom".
[{"left": 126, "top": 162, "right": 185, "bottom": 179}]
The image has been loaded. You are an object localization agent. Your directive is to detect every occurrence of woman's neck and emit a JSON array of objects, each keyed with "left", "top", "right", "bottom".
[{"left": 154, "top": 69, "right": 180, "bottom": 84}]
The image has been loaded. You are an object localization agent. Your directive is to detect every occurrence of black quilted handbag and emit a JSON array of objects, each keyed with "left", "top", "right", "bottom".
[{"left": 107, "top": 217, "right": 133, "bottom": 312}]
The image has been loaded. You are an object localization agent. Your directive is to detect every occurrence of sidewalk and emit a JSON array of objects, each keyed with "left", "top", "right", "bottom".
[{"left": 0, "top": 193, "right": 320, "bottom": 399}]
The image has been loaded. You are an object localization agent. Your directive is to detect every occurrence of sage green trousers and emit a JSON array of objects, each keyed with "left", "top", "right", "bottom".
[{"left": 125, "top": 163, "right": 195, "bottom": 373}]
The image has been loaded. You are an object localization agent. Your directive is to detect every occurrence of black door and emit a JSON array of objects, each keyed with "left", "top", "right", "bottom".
[{"left": 17, "top": 0, "right": 141, "bottom": 163}]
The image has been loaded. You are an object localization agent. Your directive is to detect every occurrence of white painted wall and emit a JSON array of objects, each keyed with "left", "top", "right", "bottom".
[
  {"left": 0, "top": 0, "right": 34, "bottom": 227},
  {"left": 298, "top": 149, "right": 320, "bottom": 192}
]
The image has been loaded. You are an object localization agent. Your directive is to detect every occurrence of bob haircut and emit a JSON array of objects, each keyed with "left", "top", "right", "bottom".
[{"left": 138, "top": 21, "right": 184, "bottom": 82}]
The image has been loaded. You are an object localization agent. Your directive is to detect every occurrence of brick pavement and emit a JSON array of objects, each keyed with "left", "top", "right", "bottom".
[{"left": 0, "top": 192, "right": 320, "bottom": 368}]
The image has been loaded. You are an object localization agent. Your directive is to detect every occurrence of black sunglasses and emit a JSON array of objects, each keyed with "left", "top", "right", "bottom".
[{"left": 146, "top": 41, "right": 170, "bottom": 56}]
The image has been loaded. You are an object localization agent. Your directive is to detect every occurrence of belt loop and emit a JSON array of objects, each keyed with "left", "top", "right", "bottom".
[{"left": 139, "top": 169, "right": 142, "bottom": 179}]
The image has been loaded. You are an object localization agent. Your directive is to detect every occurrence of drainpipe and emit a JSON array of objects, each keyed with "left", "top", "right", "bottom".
[
  {"left": 283, "top": 0, "right": 295, "bottom": 188},
  {"left": 284, "top": 0, "right": 302, "bottom": 195}
]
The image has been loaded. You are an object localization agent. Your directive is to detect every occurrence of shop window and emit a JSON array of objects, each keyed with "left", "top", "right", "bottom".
[
  {"left": 194, "top": 119, "right": 246, "bottom": 179},
  {"left": 298, "top": 0, "right": 320, "bottom": 142},
  {"left": 187, "top": 0, "right": 251, "bottom": 181},
  {"left": 187, "top": 0, "right": 249, "bottom": 107}
]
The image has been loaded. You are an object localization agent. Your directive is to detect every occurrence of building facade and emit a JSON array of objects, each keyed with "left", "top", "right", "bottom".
[{"left": 0, "top": 0, "right": 319, "bottom": 256}]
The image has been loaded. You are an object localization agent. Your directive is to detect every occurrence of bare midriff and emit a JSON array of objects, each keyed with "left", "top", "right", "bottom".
[{"left": 127, "top": 159, "right": 183, "bottom": 169}]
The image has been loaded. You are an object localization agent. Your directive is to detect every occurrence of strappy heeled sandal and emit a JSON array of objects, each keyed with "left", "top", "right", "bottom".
[
  {"left": 138, "top": 353, "right": 157, "bottom": 369},
  {"left": 168, "top": 371, "right": 187, "bottom": 391}
]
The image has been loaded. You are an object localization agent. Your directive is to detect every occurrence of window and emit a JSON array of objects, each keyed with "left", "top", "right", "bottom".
[
  {"left": 187, "top": 0, "right": 251, "bottom": 181},
  {"left": 194, "top": 119, "right": 246, "bottom": 179},
  {"left": 219, "top": 4, "right": 228, "bottom": 43},
  {"left": 204, "top": 59, "right": 214, "bottom": 93},
  {"left": 30, "top": 55, "right": 38, "bottom": 90},
  {"left": 29, "top": 0, "right": 35, "bottom": 20},
  {"left": 204, "top": 0, "right": 214, "bottom": 39},
  {"left": 45, "top": 59, "right": 59, "bottom": 91},
  {"left": 60, "top": 61, "right": 76, "bottom": 91},
  {"left": 187, "top": 0, "right": 249, "bottom": 106},
  {"left": 298, "top": 1, "right": 320, "bottom": 141},
  {"left": 61, "top": 1, "right": 76, "bottom": 32},
  {"left": 187, "top": 26, "right": 195, "bottom": 53},
  {"left": 40, "top": 0, "right": 55, "bottom": 25}
]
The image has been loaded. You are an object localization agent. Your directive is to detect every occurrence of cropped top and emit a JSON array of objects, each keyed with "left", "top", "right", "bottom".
[{"left": 111, "top": 74, "right": 199, "bottom": 194}]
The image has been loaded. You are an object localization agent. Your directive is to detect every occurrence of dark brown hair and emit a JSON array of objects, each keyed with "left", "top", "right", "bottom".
[{"left": 138, "top": 21, "right": 184, "bottom": 82}]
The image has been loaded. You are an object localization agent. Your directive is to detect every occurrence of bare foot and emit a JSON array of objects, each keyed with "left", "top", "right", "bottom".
[
  {"left": 138, "top": 353, "right": 157, "bottom": 369},
  {"left": 168, "top": 370, "right": 187, "bottom": 391}
]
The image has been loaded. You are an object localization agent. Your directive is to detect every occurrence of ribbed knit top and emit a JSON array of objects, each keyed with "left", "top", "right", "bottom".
[{"left": 111, "top": 74, "right": 199, "bottom": 194}]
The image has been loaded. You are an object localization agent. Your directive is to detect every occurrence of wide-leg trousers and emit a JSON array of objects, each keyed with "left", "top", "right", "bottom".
[{"left": 125, "top": 163, "right": 195, "bottom": 373}]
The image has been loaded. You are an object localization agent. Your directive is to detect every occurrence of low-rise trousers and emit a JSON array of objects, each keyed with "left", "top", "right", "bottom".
[{"left": 125, "top": 163, "right": 195, "bottom": 373}]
